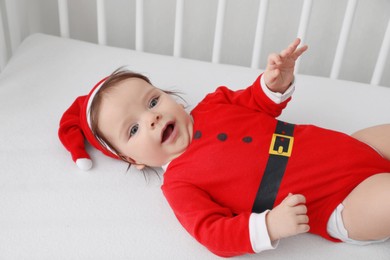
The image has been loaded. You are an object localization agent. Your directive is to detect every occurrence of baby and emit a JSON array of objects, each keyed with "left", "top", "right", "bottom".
[{"left": 59, "top": 39, "right": 390, "bottom": 257}]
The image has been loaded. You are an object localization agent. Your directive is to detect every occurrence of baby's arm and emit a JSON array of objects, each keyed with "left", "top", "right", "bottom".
[
  {"left": 163, "top": 181, "right": 310, "bottom": 256},
  {"left": 162, "top": 183, "right": 257, "bottom": 257},
  {"left": 263, "top": 38, "right": 308, "bottom": 93},
  {"left": 261, "top": 40, "right": 309, "bottom": 239}
]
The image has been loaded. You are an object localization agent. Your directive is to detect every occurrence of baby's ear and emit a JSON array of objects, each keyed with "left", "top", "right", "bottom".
[
  {"left": 135, "top": 164, "right": 146, "bottom": 170},
  {"left": 120, "top": 155, "right": 145, "bottom": 169}
]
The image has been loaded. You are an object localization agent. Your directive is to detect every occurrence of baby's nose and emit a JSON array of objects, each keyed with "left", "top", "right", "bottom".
[{"left": 150, "top": 113, "right": 161, "bottom": 128}]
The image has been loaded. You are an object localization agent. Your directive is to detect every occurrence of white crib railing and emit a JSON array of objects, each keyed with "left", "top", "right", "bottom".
[
  {"left": 0, "top": 2, "right": 6, "bottom": 71},
  {"left": 372, "top": 18, "right": 390, "bottom": 86},
  {"left": 1, "top": 0, "right": 390, "bottom": 87},
  {"left": 57, "top": 0, "right": 70, "bottom": 38}
]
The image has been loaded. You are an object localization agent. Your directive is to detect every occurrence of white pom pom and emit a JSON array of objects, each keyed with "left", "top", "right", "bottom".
[{"left": 76, "top": 158, "right": 93, "bottom": 171}]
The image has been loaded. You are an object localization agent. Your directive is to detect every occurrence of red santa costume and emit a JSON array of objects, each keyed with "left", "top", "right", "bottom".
[
  {"left": 161, "top": 74, "right": 390, "bottom": 257},
  {"left": 59, "top": 73, "right": 390, "bottom": 258}
]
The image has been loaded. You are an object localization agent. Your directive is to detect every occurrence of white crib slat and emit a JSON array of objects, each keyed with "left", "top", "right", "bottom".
[
  {"left": 296, "top": 0, "right": 312, "bottom": 43},
  {"left": 3, "top": 0, "right": 21, "bottom": 54},
  {"left": 173, "top": 0, "right": 184, "bottom": 57},
  {"left": 295, "top": 0, "right": 312, "bottom": 73},
  {"left": 58, "top": 0, "right": 70, "bottom": 38},
  {"left": 96, "top": 0, "right": 107, "bottom": 45},
  {"left": 212, "top": 0, "right": 226, "bottom": 63},
  {"left": 135, "top": 0, "right": 144, "bottom": 51},
  {"left": 330, "top": 0, "right": 357, "bottom": 79},
  {"left": 371, "top": 19, "right": 390, "bottom": 86},
  {"left": 251, "top": 0, "right": 269, "bottom": 69},
  {"left": 0, "top": 4, "right": 8, "bottom": 71}
]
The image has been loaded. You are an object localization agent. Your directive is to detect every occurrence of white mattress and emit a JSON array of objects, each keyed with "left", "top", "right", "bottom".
[{"left": 0, "top": 34, "right": 389, "bottom": 259}]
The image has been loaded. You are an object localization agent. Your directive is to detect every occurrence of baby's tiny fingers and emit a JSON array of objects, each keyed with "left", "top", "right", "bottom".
[
  {"left": 297, "top": 214, "right": 309, "bottom": 224},
  {"left": 292, "top": 45, "right": 308, "bottom": 59},
  {"left": 280, "top": 38, "right": 301, "bottom": 58},
  {"left": 286, "top": 194, "right": 306, "bottom": 206},
  {"left": 297, "top": 224, "right": 310, "bottom": 234},
  {"left": 267, "top": 53, "right": 282, "bottom": 66},
  {"left": 294, "top": 204, "right": 308, "bottom": 215}
]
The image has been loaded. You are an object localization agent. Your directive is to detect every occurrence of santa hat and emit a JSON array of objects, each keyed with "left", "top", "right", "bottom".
[{"left": 58, "top": 77, "right": 120, "bottom": 170}]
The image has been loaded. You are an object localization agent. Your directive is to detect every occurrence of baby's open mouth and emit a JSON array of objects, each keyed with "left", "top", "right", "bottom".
[{"left": 162, "top": 123, "right": 175, "bottom": 143}]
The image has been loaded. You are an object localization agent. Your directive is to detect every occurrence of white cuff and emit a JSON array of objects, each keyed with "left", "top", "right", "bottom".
[
  {"left": 249, "top": 211, "right": 279, "bottom": 253},
  {"left": 261, "top": 75, "right": 295, "bottom": 104}
]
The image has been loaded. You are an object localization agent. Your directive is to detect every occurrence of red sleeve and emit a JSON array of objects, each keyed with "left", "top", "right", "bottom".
[
  {"left": 162, "top": 182, "right": 255, "bottom": 257},
  {"left": 199, "top": 74, "right": 291, "bottom": 118}
]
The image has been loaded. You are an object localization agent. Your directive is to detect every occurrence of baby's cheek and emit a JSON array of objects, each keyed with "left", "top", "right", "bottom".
[{"left": 136, "top": 146, "right": 164, "bottom": 166}]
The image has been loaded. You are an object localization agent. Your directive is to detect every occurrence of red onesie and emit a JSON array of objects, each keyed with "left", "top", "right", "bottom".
[{"left": 161, "top": 74, "right": 390, "bottom": 257}]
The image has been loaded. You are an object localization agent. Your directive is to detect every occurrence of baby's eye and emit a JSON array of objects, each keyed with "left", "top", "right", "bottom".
[
  {"left": 129, "top": 124, "right": 139, "bottom": 137},
  {"left": 149, "top": 97, "right": 159, "bottom": 108}
]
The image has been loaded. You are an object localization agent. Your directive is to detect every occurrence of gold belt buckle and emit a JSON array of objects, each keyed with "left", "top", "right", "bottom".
[{"left": 269, "top": 133, "right": 294, "bottom": 157}]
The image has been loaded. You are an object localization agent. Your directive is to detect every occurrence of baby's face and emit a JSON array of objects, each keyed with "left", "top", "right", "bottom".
[{"left": 97, "top": 78, "right": 193, "bottom": 168}]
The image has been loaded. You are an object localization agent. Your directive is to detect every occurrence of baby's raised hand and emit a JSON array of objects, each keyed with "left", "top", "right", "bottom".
[
  {"left": 266, "top": 193, "right": 310, "bottom": 241},
  {"left": 263, "top": 38, "right": 308, "bottom": 93}
]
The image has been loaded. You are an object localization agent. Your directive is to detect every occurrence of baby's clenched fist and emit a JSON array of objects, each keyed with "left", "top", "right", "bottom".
[{"left": 266, "top": 193, "right": 310, "bottom": 241}]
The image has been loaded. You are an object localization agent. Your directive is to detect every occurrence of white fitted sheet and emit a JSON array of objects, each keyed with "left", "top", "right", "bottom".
[{"left": 0, "top": 34, "right": 389, "bottom": 259}]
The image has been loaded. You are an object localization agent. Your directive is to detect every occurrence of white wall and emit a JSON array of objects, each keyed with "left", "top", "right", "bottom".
[{"left": 2, "top": 0, "right": 390, "bottom": 87}]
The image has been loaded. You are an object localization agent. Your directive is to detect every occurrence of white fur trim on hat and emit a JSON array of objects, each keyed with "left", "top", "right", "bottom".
[{"left": 76, "top": 158, "right": 93, "bottom": 171}]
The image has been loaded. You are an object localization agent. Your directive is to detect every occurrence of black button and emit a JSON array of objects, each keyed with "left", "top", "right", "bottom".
[
  {"left": 217, "top": 133, "right": 228, "bottom": 141},
  {"left": 193, "top": 130, "right": 202, "bottom": 139},
  {"left": 242, "top": 136, "right": 252, "bottom": 143}
]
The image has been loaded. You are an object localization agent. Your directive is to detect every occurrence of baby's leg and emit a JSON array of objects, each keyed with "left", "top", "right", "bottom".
[
  {"left": 351, "top": 124, "right": 390, "bottom": 160},
  {"left": 342, "top": 173, "right": 390, "bottom": 241}
]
